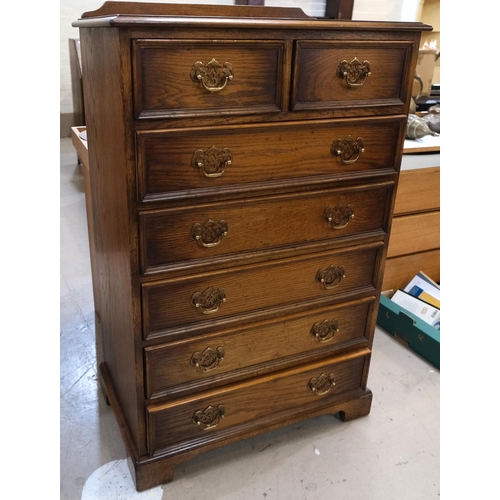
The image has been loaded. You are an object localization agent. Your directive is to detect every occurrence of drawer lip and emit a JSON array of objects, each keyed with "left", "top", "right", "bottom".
[
  {"left": 146, "top": 348, "right": 370, "bottom": 456},
  {"left": 138, "top": 181, "right": 394, "bottom": 276},
  {"left": 132, "top": 39, "right": 286, "bottom": 120},
  {"left": 291, "top": 40, "right": 413, "bottom": 113},
  {"left": 136, "top": 116, "right": 406, "bottom": 204},
  {"left": 144, "top": 296, "right": 377, "bottom": 401},
  {"left": 141, "top": 241, "right": 384, "bottom": 341}
]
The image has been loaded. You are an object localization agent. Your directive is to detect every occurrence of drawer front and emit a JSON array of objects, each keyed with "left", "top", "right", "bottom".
[
  {"left": 139, "top": 182, "right": 393, "bottom": 274},
  {"left": 393, "top": 167, "right": 440, "bottom": 215},
  {"left": 292, "top": 41, "right": 412, "bottom": 113},
  {"left": 387, "top": 211, "right": 440, "bottom": 258},
  {"left": 132, "top": 39, "right": 285, "bottom": 119},
  {"left": 147, "top": 349, "right": 369, "bottom": 455},
  {"left": 382, "top": 249, "right": 440, "bottom": 293},
  {"left": 145, "top": 297, "right": 374, "bottom": 399},
  {"left": 137, "top": 117, "right": 404, "bottom": 202},
  {"left": 142, "top": 243, "right": 382, "bottom": 339}
]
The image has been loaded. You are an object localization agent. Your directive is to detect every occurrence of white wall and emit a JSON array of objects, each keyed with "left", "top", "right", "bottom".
[
  {"left": 264, "top": 0, "right": 326, "bottom": 17},
  {"left": 352, "top": 0, "right": 421, "bottom": 21},
  {"left": 61, "top": 0, "right": 420, "bottom": 127}
]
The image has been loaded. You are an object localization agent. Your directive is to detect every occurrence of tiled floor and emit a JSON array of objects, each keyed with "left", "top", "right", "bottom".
[{"left": 60, "top": 137, "right": 439, "bottom": 499}]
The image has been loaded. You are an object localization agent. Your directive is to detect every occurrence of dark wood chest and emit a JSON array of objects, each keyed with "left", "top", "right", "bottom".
[{"left": 73, "top": 1, "right": 430, "bottom": 491}]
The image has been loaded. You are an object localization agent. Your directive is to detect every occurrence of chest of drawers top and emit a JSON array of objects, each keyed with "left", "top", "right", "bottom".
[{"left": 74, "top": 1, "right": 430, "bottom": 126}]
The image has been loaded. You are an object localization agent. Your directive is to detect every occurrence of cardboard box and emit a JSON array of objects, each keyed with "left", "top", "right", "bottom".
[
  {"left": 415, "top": 49, "right": 437, "bottom": 97},
  {"left": 377, "top": 294, "right": 440, "bottom": 369}
]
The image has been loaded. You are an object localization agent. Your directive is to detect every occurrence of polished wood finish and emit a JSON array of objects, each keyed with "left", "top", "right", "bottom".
[
  {"left": 143, "top": 243, "right": 382, "bottom": 340},
  {"left": 145, "top": 297, "right": 374, "bottom": 400},
  {"left": 78, "top": 25, "right": 147, "bottom": 455},
  {"left": 292, "top": 41, "right": 412, "bottom": 113},
  {"left": 74, "top": 2, "right": 430, "bottom": 491},
  {"left": 137, "top": 118, "right": 404, "bottom": 202},
  {"left": 100, "top": 360, "right": 373, "bottom": 491},
  {"left": 133, "top": 40, "right": 285, "bottom": 119},
  {"left": 147, "top": 349, "right": 369, "bottom": 455},
  {"left": 139, "top": 183, "right": 393, "bottom": 274},
  {"left": 82, "top": 1, "right": 309, "bottom": 19}
]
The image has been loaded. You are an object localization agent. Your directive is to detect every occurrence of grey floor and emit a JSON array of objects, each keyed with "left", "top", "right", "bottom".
[{"left": 60, "top": 137, "right": 440, "bottom": 499}]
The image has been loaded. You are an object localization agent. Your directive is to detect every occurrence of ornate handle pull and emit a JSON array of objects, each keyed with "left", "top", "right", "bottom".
[
  {"left": 191, "top": 346, "right": 225, "bottom": 372},
  {"left": 323, "top": 204, "right": 354, "bottom": 230},
  {"left": 336, "top": 57, "right": 371, "bottom": 88},
  {"left": 192, "top": 146, "right": 233, "bottom": 178},
  {"left": 331, "top": 135, "right": 365, "bottom": 165},
  {"left": 316, "top": 265, "right": 345, "bottom": 289},
  {"left": 191, "top": 58, "right": 234, "bottom": 93},
  {"left": 191, "top": 219, "right": 228, "bottom": 248},
  {"left": 191, "top": 287, "right": 226, "bottom": 314},
  {"left": 308, "top": 373, "right": 336, "bottom": 395},
  {"left": 193, "top": 405, "right": 225, "bottom": 430},
  {"left": 311, "top": 319, "right": 339, "bottom": 343}
]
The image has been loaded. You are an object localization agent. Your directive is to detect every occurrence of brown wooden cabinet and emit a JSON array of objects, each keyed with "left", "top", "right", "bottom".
[
  {"left": 382, "top": 150, "right": 440, "bottom": 292},
  {"left": 73, "top": 1, "right": 430, "bottom": 491}
]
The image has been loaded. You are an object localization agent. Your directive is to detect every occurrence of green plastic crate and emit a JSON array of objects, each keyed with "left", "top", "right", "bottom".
[{"left": 377, "top": 294, "right": 440, "bottom": 369}]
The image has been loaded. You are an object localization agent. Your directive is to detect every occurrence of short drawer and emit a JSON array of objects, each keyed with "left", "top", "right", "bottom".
[
  {"left": 292, "top": 40, "right": 413, "bottom": 113},
  {"left": 145, "top": 297, "right": 375, "bottom": 400},
  {"left": 132, "top": 39, "right": 285, "bottom": 119},
  {"left": 139, "top": 182, "right": 393, "bottom": 274},
  {"left": 137, "top": 117, "right": 405, "bottom": 202},
  {"left": 146, "top": 348, "right": 369, "bottom": 455},
  {"left": 142, "top": 243, "right": 382, "bottom": 340}
]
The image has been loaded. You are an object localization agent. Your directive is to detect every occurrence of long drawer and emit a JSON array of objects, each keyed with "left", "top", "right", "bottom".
[
  {"left": 145, "top": 297, "right": 375, "bottom": 400},
  {"left": 139, "top": 182, "right": 393, "bottom": 274},
  {"left": 146, "top": 348, "right": 370, "bottom": 455},
  {"left": 132, "top": 39, "right": 285, "bottom": 119},
  {"left": 142, "top": 242, "right": 383, "bottom": 340},
  {"left": 292, "top": 40, "right": 413, "bottom": 113},
  {"left": 136, "top": 117, "right": 405, "bottom": 202}
]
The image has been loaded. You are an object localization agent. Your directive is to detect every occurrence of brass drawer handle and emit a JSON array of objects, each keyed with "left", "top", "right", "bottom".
[
  {"left": 192, "top": 146, "right": 233, "bottom": 178},
  {"left": 191, "top": 219, "right": 228, "bottom": 248},
  {"left": 191, "top": 287, "right": 226, "bottom": 314},
  {"left": 191, "top": 58, "right": 234, "bottom": 93},
  {"left": 331, "top": 135, "right": 365, "bottom": 164},
  {"left": 191, "top": 346, "right": 225, "bottom": 372},
  {"left": 308, "top": 373, "right": 336, "bottom": 395},
  {"left": 323, "top": 204, "right": 354, "bottom": 229},
  {"left": 316, "top": 265, "right": 345, "bottom": 289},
  {"left": 193, "top": 405, "right": 225, "bottom": 430},
  {"left": 311, "top": 319, "right": 339, "bottom": 343},
  {"left": 337, "top": 57, "right": 371, "bottom": 88}
]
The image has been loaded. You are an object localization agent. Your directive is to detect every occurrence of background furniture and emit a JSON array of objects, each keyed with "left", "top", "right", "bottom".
[
  {"left": 382, "top": 139, "right": 440, "bottom": 292},
  {"left": 68, "top": 39, "right": 85, "bottom": 128}
]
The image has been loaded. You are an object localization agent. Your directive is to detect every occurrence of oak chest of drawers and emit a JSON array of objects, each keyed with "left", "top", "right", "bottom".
[{"left": 73, "top": 1, "right": 430, "bottom": 491}]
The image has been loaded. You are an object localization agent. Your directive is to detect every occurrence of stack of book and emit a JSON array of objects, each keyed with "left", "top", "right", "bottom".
[{"left": 389, "top": 271, "right": 440, "bottom": 330}]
